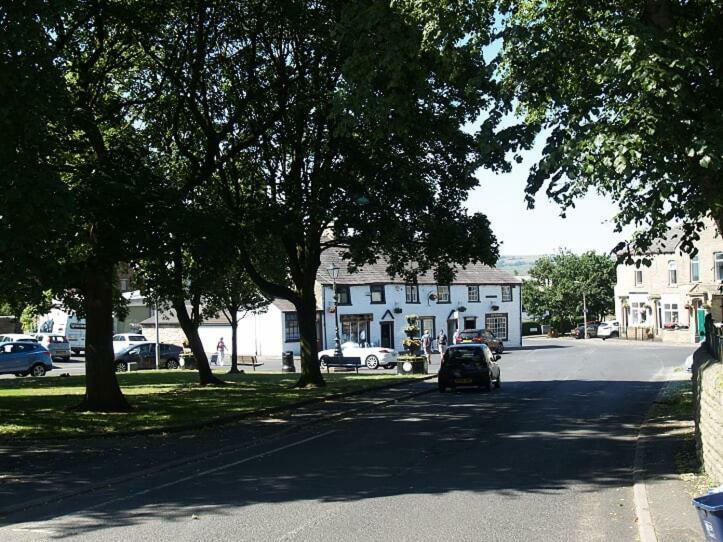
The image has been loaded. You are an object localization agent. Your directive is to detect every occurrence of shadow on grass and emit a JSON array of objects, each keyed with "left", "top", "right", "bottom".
[
  {"left": 0, "top": 372, "right": 419, "bottom": 438},
  {"left": 0, "top": 377, "right": 694, "bottom": 539}
]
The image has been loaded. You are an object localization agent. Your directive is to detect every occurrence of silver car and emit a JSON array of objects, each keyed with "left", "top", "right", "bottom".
[{"left": 33, "top": 333, "right": 72, "bottom": 361}]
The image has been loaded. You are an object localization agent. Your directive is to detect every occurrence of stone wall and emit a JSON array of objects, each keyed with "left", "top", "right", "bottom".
[{"left": 693, "top": 346, "right": 723, "bottom": 485}]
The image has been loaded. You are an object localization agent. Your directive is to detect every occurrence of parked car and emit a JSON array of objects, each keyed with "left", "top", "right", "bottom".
[
  {"left": 0, "top": 334, "right": 38, "bottom": 344},
  {"left": 455, "top": 328, "right": 504, "bottom": 354},
  {"left": 318, "top": 341, "right": 397, "bottom": 370},
  {"left": 573, "top": 322, "right": 601, "bottom": 339},
  {"left": 0, "top": 342, "right": 53, "bottom": 377},
  {"left": 32, "top": 333, "right": 72, "bottom": 361},
  {"left": 114, "top": 342, "right": 183, "bottom": 372},
  {"left": 597, "top": 321, "right": 620, "bottom": 340},
  {"left": 438, "top": 343, "right": 501, "bottom": 392},
  {"left": 112, "top": 333, "right": 148, "bottom": 354}
]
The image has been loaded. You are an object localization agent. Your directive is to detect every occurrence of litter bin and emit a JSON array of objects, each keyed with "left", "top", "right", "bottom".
[
  {"left": 282, "top": 351, "right": 296, "bottom": 373},
  {"left": 693, "top": 491, "right": 723, "bottom": 541}
]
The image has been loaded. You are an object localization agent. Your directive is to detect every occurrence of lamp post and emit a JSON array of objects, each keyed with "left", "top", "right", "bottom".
[
  {"left": 574, "top": 280, "right": 588, "bottom": 339},
  {"left": 327, "top": 263, "right": 343, "bottom": 358}
]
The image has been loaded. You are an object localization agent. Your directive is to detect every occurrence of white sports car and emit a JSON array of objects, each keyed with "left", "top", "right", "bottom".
[{"left": 318, "top": 342, "right": 397, "bottom": 370}]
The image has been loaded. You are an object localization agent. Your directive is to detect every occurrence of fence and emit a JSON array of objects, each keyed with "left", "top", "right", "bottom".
[{"left": 703, "top": 315, "right": 723, "bottom": 362}]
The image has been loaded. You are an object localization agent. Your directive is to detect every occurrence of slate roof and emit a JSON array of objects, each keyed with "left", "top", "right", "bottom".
[
  {"left": 317, "top": 249, "right": 521, "bottom": 286},
  {"left": 650, "top": 226, "right": 684, "bottom": 254}
]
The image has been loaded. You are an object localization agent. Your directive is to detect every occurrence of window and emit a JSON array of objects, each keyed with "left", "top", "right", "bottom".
[
  {"left": 630, "top": 302, "right": 647, "bottom": 325},
  {"left": 284, "top": 313, "right": 300, "bottom": 342},
  {"left": 690, "top": 255, "right": 700, "bottom": 282},
  {"left": 485, "top": 313, "right": 508, "bottom": 341},
  {"left": 436, "top": 285, "right": 450, "bottom": 303},
  {"left": 467, "top": 285, "right": 480, "bottom": 303},
  {"left": 119, "top": 278, "right": 129, "bottom": 291},
  {"left": 690, "top": 254, "right": 700, "bottom": 282},
  {"left": 405, "top": 284, "right": 419, "bottom": 304},
  {"left": 335, "top": 286, "right": 351, "bottom": 305},
  {"left": 663, "top": 303, "right": 680, "bottom": 326},
  {"left": 370, "top": 285, "right": 385, "bottom": 304},
  {"left": 340, "top": 314, "right": 372, "bottom": 344},
  {"left": 716, "top": 253, "right": 723, "bottom": 281},
  {"left": 501, "top": 285, "right": 512, "bottom": 302},
  {"left": 668, "top": 261, "right": 677, "bottom": 285},
  {"left": 634, "top": 270, "right": 643, "bottom": 286}
]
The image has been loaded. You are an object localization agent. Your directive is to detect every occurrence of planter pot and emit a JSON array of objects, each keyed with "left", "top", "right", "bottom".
[{"left": 397, "top": 355, "right": 427, "bottom": 375}]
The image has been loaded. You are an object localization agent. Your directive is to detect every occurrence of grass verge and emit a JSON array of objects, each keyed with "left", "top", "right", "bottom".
[{"left": 0, "top": 371, "right": 424, "bottom": 439}]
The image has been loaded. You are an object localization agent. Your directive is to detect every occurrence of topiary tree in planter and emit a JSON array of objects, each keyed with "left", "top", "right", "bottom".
[{"left": 398, "top": 314, "right": 427, "bottom": 374}]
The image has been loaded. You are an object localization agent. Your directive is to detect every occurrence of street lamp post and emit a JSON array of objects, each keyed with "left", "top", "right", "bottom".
[
  {"left": 582, "top": 290, "right": 588, "bottom": 340},
  {"left": 327, "top": 263, "right": 343, "bottom": 358}
]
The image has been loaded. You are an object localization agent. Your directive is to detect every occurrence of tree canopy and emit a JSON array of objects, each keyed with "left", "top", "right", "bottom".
[
  {"left": 498, "top": 0, "right": 723, "bottom": 259},
  {"left": 522, "top": 251, "right": 616, "bottom": 332},
  {"left": 199, "top": 0, "right": 512, "bottom": 386}
]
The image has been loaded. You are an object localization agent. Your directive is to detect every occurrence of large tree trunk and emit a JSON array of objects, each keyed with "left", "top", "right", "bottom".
[
  {"left": 73, "top": 264, "right": 130, "bottom": 412},
  {"left": 294, "top": 287, "right": 325, "bottom": 388},
  {"left": 228, "top": 309, "right": 240, "bottom": 374},
  {"left": 172, "top": 298, "right": 224, "bottom": 386}
]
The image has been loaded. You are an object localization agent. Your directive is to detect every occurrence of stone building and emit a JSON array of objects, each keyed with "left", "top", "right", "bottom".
[{"left": 613, "top": 218, "right": 723, "bottom": 343}]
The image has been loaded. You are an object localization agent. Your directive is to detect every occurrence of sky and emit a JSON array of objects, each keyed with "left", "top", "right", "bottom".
[{"left": 465, "top": 139, "right": 626, "bottom": 257}]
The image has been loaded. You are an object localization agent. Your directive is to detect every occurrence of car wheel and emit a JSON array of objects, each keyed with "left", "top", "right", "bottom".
[
  {"left": 63, "top": 356, "right": 71, "bottom": 362},
  {"left": 166, "top": 358, "right": 180, "bottom": 370},
  {"left": 115, "top": 361, "right": 127, "bottom": 373},
  {"left": 319, "top": 356, "right": 329, "bottom": 370},
  {"left": 365, "top": 355, "right": 379, "bottom": 370},
  {"left": 485, "top": 376, "right": 492, "bottom": 392},
  {"left": 382, "top": 363, "right": 395, "bottom": 370},
  {"left": 611, "top": 331, "right": 619, "bottom": 338},
  {"left": 30, "top": 364, "right": 46, "bottom": 377}
]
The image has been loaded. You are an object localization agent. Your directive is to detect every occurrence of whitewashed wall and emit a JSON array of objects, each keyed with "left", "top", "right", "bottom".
[{"left": 320, "top": 283, "right": 522, "bottom": 351}]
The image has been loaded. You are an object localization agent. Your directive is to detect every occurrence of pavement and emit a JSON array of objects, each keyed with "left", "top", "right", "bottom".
[{"left": 0, "top": 337, "right": 708, "bottom": 541}]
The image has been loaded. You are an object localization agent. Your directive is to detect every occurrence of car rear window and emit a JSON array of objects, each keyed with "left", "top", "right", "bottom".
[
  {"left": 459, "top": 330, "right": 480, "bottom": 340},
  {"left": 446, "top": 348, "right": 487, "bottom": 365}
]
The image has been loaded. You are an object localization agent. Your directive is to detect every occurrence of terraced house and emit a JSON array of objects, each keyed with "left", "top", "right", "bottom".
[
  {"left": 317, "top": 251, "right": 523, "bottom": 351},
  {"left": 613, "top": 218, "right": 723, "bottom": 343}
]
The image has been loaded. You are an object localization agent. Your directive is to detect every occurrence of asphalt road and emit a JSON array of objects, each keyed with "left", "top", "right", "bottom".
[{"left": 0, "top": 338, "right": 695, "bottom": 541}]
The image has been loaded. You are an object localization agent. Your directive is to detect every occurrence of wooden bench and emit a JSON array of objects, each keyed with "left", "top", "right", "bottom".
[
  {"left": 320, "top": 356, "right": 362, "bottom": 374},
  {"left": 238, "top": 355, "right": 264, "bottom": 371}
]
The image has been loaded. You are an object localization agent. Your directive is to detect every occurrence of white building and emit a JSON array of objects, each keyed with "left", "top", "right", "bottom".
[
  {"left": 138, "top": 254, "right": 523, "bottom": 357},
  {"left": 317, "top": 252, "right": 523, "bottom": 350}
]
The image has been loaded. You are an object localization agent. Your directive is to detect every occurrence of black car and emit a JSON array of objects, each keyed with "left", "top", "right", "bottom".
[
  {"left": 114, "top": 342, "right": 183, "bottom": 372},
  {"left": 573, "top": 322, "right": 601, "bottom": 339},
  {"left": 438, "top": 343, "right": 501, "bottom": 392}
]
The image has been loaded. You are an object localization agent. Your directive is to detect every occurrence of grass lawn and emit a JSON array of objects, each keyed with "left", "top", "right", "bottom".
[{"left": 0, "top": 371, "right": 423, "bottom": 439}]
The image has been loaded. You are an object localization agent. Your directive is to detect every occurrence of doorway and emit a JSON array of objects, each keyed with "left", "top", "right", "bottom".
[
  {"left": 447, "top": 319, "right": 457, "bottom": 344},
  {"left": 380, "top": 321, "right": 394, "bottom": 349}
]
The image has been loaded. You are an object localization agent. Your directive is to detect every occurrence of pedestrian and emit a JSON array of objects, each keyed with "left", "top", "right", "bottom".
[
  {"left": 437, "top": 329, "right": 448, "bottom": 359},
  {"left": 421, "top": 329, "right": 432, "bottom": 365},
  {"left": 216, "top": 337, "right": 226, "bottom": 366},
  {"left": 453, "top": 327, "right": 462, "bottom": 345},
  {"left": 359, "top": 329, "right": 366, "bottom": 348}
]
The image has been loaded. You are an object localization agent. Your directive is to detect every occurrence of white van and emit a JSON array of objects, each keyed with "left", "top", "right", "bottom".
[{"left": 38, "top": 308, "right": 86, "bottom": 355}]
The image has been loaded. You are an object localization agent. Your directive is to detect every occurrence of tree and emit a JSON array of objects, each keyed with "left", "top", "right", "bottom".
[
  {"left": 0, "top": 3, "right": 163, "bottom": 410},
  {"left": 204, "top": 256, "right": 268, "bottom": 374},
  {"left": 522, "top": 251, "right": 616, "bottom": 332},
  {"left": 498, "top": 0, "right": 723, "bottom": 258},
  {"left": 212, "top": 1, "right": 512, "bottom": 387}
]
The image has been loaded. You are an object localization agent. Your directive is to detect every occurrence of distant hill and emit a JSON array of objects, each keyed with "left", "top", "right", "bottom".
[{"left": 496, "top": 255, "right": 548, "bottom": 276}]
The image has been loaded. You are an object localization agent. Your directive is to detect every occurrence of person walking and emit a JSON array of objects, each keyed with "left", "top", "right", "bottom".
[
  {"left": 421, "top": 329, "right": 433, "bottom": 365},
  {"left": 437, "top": 329, "right": 448, "bottom": 360},
  {"left": 453, "top": 327, "right": 462, "bottom": 345},
  {"left": 216, "top": 337, "right": 226, "bottom": 366}
]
